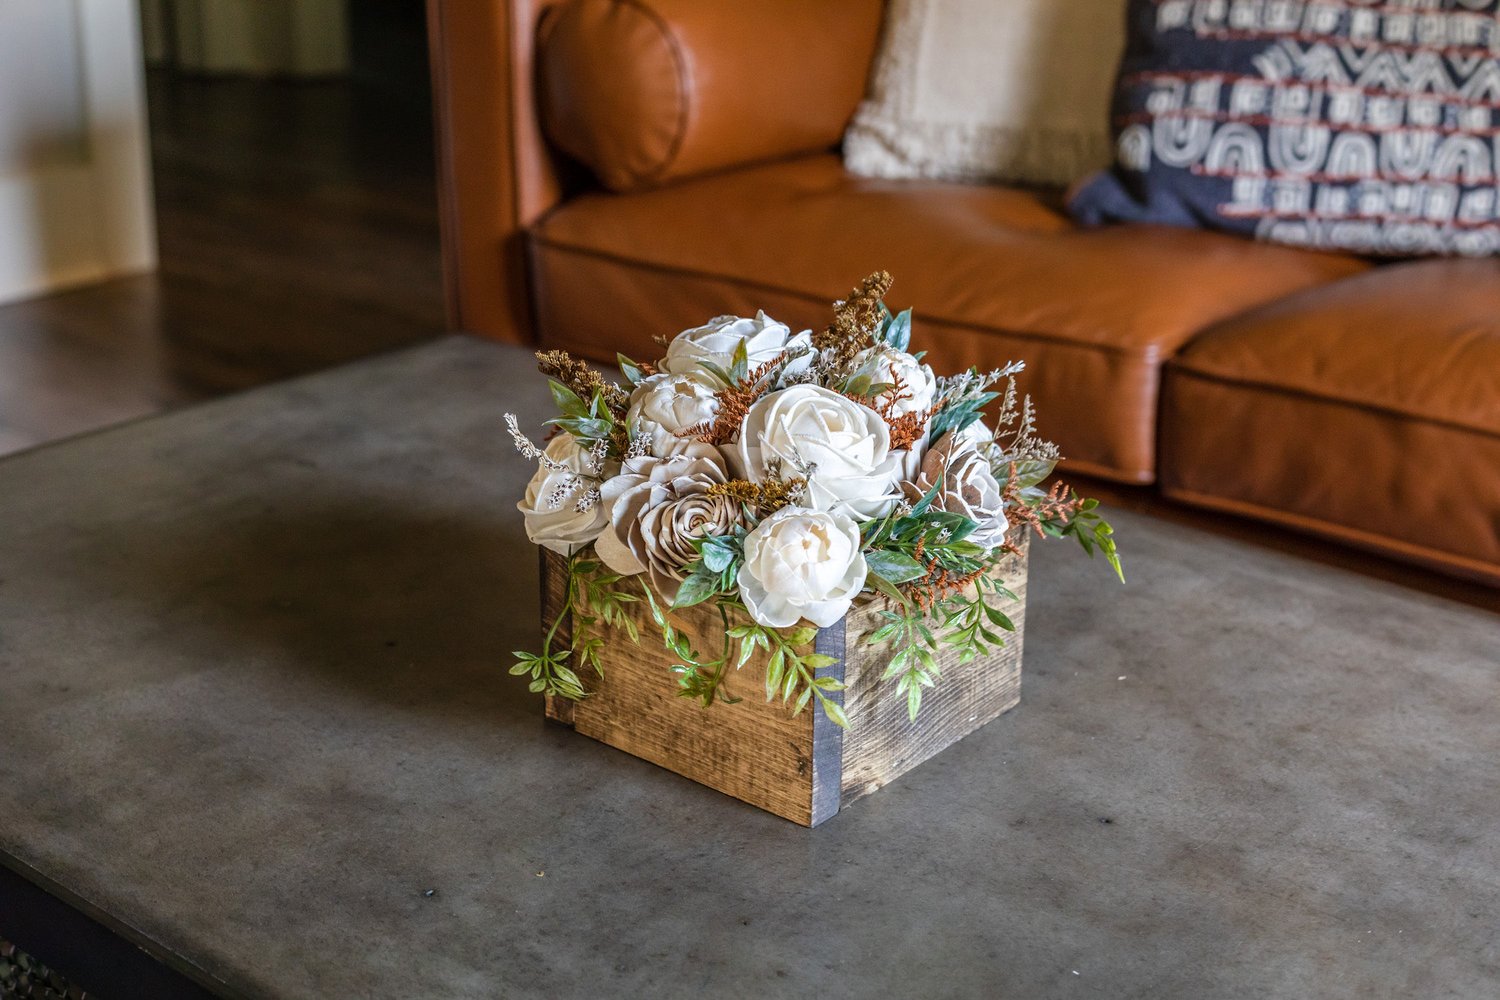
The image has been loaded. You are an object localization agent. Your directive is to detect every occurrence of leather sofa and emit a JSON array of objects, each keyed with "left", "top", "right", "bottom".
[{"left": 427, "top": 0, "right": 1500, "bottom": 587}]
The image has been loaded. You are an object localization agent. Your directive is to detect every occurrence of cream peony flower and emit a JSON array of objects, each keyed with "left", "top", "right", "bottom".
[
  {"left": 849, "top": 344, "right": 937, "bottom": 419},
  {"left": 736, "top": 507, "right": 868, "bottom": 628},
  {"left": 594, "top": 449, "right": 743, "bottom": 600},
  {"left": 516, "top": 433, "right": 614, "bottom": 556},
  {"left": 660, "top": 311, "right": 812, "bottom": 382},
  {"left": 626, "top": 372, "right": 720, "bottom": 457},
  {"left": 729, "top": 384, "right": 902, "bottom": 521},
  {"left": 901, "top": 431, "right": 1009, "bottom": 550}
]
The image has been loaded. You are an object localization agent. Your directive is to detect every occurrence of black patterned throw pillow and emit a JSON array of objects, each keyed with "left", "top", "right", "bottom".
[{"left": 1069, "top": 0, "right": 1500, "bottom": 256}]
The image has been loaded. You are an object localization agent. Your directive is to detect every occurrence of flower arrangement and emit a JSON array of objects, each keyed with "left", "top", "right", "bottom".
[{"left": 508, "top": 272, "right": 1122, "bottom": 727}]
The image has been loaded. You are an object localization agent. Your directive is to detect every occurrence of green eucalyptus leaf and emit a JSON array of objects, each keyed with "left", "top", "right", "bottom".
[
  {"left": 1009, "top": 459, "right": 1057, "bottom": 490},
  {"left": 784, "top": 627, "right": 818, "bottom": 647},
  {"left": 698, "top": 361, "right": 735, "bottom": 387},
  {"left": 701, "top": 543, "right": 735, "bottom": 574},
  {"left": 547, "top": 379, "right": 589, "bottom": 417},
  {"left": 795, "top": 685, "right": 814, "bottom": 713},
  {"left": 865, "top": 550, "right": 927, "bottom": 584},
  {"left": 910, "top": 474, "right": 945, "bottom": 517},
  {"left": 865, "top": 570, "right": 911, "bottom": 608},
  {"left": 820, "top": 696, "right": 850, "bottom": 729},
  {"left": 616, "top": 353, "right": 648, "bottom": 386},
  {"left": 731, "top": 337, "right": 750, "bottom": 383},
  {"left": 671, "top": 568, "right": 724, "bottom": 609},
  {"left": 883, "top": 308, "right": 913, "bottom": 352}
]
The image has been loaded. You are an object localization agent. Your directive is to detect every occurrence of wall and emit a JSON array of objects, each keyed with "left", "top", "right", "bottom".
[{"left": 0, "top": 0, "right": 156, "bottom": 305}]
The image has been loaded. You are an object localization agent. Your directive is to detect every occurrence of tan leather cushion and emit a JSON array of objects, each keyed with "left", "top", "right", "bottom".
[
  {"left": 538, "top": 0, "right": 883, "bottom": 192},
  {"left": 1163, "top": 259, "right": 1500, "bottom": 585},
  {"left": 528, "top": 155, "right": 1368, "bottom": 483}
]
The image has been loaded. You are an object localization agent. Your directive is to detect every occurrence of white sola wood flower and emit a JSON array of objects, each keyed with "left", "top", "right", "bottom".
[
  {"left": 593, "top": 446, "right": 744, "bottom": 602},
  {"left": 625, "top": 372, "right": 720, "bottom": 457},
  {"left": 736, "top": 507, "right": 868, "bottom": 628},
  {"left": 515, "top": 432, "right": 614, "bottom": 555},
  {"left": 660, "top": 311, "right": 812, "bottom": 381},
  {"left": 848, "top": 344, "right": 937, "bottom": 419},
  {"left": 729, "top": 384, "right": 903, "bottom": 520}
]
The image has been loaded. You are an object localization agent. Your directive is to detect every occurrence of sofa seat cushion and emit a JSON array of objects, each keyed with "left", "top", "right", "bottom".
[
  {"left": 1162, "top": 259, "right": 1500, "bottom": 585},
  {"left": 529, "top": 154, "right": 1368, "bottom": 483}
]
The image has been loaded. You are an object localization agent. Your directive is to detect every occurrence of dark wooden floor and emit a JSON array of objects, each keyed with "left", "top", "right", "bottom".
[{"left": 0, "top": 66, "right": 444, "bottom": 459}]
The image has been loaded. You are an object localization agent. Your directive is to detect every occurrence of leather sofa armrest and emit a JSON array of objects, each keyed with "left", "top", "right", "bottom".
[
  {"left": 538, "top": 0, "right": 885, "bottom": 192},
  {"left": 430, "top": 0, "right": 574, "bottom": 343}
]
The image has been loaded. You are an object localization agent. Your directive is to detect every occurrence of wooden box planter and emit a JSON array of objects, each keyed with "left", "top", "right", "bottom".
[{"left": 541, "top": 539, "right": 1028, "bottom": 827}]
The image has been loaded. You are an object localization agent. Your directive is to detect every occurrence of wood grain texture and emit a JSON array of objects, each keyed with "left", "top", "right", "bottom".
[
  {"left": 556, "top": 559, "right": 819, "bottom": 825},
  {"left": 840, "top": 537, "right": 1028, "bottom": 805},
  {"left": 540, "top": 549, "right": 576, "bottom": 726},
  {"left": 539, "top": 538, "right": 1030, "bottom": 826}
]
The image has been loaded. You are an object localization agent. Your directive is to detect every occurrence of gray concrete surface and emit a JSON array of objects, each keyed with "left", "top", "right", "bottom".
[{"left": 0, "top": 336, "right": 1496, "bottom": 999}]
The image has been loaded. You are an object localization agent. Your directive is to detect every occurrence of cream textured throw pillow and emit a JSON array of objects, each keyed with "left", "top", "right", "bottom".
[{"left": 845, "top": 0, "right": 1127, "bottom": 186}]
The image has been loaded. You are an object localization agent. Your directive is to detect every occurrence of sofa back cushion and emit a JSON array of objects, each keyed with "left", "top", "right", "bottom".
[
  {"left": 1069, "top": 0, "right": 1500, "bottom": 257},
  {"left": 844, "top": 0, "right": 1128, "bottom": 187},
  {"left": 538, "top": 0, "right": 883, "bottom": 192}
]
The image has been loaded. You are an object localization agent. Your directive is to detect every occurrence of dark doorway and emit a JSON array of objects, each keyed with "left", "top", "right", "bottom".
[{"left": 0, "top": 0, "right": 444, "bottom": 458}]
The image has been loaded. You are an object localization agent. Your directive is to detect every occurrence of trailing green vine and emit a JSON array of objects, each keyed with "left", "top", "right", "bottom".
[
  {"left": 865, "top": 561, "right": 1019, "bottom": 721},
  {"left": 509, "top": 553, "right": 641, "bottom": 700},
  {"left": 641, "top": 585, "right": 847, "bottom": 725}
]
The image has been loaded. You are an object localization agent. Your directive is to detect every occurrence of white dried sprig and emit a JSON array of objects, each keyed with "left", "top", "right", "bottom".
[
  {"left": 805, "top": 347, "right": 847, "bottom": 389},
  {"left": 992, "top": 387, "right": 1062, "bottom": 468},
  {"left": 624, "top": 434, "right": 652, "bottom": 461},
  {"left": 997, "top": 377, "right": 1020, "bottom": 428},
  {"left": 762, "top": 455, "right": 814, "bottom": 502},
  {"left": 505, "top": 413, "right": 571, "bottom": 472},
  {"left": 585, "top": 437, "right": 609, "bottom": 477},
  {"left": 544, "top": 477, "right": 577, "bottom": 510},
  {"left": 508, "top": 412, "right": 615, "bottom": 510},
  {"left": 935, "top": 361, "right": 1025, "bottom": 409},
  {"left": 573, "top": 486, "right": 602, "bottom": 513}
]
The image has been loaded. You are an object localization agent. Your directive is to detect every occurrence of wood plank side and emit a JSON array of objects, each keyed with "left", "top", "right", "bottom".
[
  {"left": 540, "top": 549, "right": 575, "bottom": 726},
  {"left": 839, "top": 537, "right": 1029, "bottom": 806},
  {"left": 562, "top": 581, "right": 819, "bottom": 826}
]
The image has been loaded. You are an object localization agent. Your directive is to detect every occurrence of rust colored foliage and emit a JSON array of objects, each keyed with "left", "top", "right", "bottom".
[
  {"left": 680, "top": 354, "right": 787, "bottom": 446},
  {"left": 862, "top": 370, "right": 935, "bottom": 453}
]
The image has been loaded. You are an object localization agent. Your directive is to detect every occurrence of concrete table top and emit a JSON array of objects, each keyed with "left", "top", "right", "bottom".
[{"left": 1, "top": 336, "right": 1497, "bottom": 999}]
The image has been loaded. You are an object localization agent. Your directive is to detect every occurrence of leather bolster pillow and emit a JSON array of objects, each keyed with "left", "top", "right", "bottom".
[{"left": 538, "top": 0, "right": 884, "bottom": 193}]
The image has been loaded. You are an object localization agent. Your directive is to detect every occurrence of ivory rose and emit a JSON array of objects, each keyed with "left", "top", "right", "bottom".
[
  {"left": 661, "top": 311, "right": 812, "bottom": 382},
  {"left": 729, "top": 384, "right": 902, "bottom": 520},
  {"left": 626, "top": 372, "right": 720, "bottom": 457},
  {"left": 736, "top": 507, "right": 868, "bottom": 628},
  {"left": 516, "top": 433, "right": 613, "bottom": 555}
]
